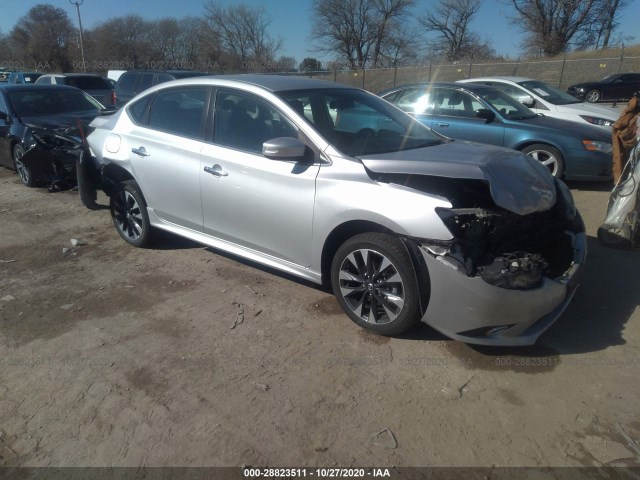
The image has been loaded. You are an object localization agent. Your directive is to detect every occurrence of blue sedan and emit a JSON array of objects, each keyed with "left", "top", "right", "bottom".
[{"left": 380, "top": 83, "right": 613, "bottom": 180}]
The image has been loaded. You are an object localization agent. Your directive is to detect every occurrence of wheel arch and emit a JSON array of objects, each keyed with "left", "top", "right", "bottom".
[
  {"left": 102, "top": 162, "right": 135, "bottom": 193},
  {"left": 320, "top": 220, "right": 391, "bottom": 290},
  {"left": 513, "top": 140, "right": 564, "bottom": 155},
  {"left": 320, "top": 220, "right": 430, "bottom": 315}
]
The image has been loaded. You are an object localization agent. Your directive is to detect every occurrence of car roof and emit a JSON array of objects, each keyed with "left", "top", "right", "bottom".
[
  {"left": 121, "top": 69, "right": 208, "bottom": 76},
  {"left": 0, "top": 84, "right": 81, "bottom": 92},
  {"left": 161, "top": 74, "right": 356, "bottom": 92},
  {"left": 459, "top": 76, "right": 533, "bottom": 83},
  {"left": 62, "top": 73, "right": 104, "bottom": 77},
  {"left": 382, "top": 82, "right": 495, "bottom": 93}
]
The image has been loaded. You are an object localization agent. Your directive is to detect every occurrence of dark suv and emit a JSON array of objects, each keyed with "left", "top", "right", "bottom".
[
  {"left": 35, "top": 73, "right": 115, "bottom": 107},
  {"left": 114, "top": 70, "right": 210, "bottom": 108}
]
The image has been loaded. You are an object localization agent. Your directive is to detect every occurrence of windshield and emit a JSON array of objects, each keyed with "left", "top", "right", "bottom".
[
  {"left": 601, "top": 74, "right": 620, "bottom": 83},
  {"left": 477, "top": 88, "right": 538, "bottom": 120},
  {"left": 7, "top": 89, "right": 102, "bottom": 117},
  {"left": 277, "top": 88, "right": 441, "bottom": 156},
  {"left": 518, "top": 80, "right": 580, "bottom": 105}
]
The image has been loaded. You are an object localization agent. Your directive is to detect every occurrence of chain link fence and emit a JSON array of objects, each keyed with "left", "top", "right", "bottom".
[{"left": 291, "top": 54, "right": 640, "bottom": 93}]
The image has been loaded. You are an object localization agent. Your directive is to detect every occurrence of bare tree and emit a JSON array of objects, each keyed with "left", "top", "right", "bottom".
[
  {"left": 311, "top": 0, "right": 415, "bottom": 68},
  {"left": 89, "top": 15, "right": 154, "bottom": 69},
  {"left": 378, "top": 23, "right": 419, "bottom": 66},
  {"left": 420, "top": 0, "right": 493, "bottom": 61},
  {"left": 370, "top": 0, "right": 416, "bottom": 66},
  {"left": 10, "top": 4, "right": 75, "bottom": 71},
  {"left": 575, "top": 0, "right": 631, "bottom": 49},
  {"left": 300, "top": 57, "right": 323, "bottom": 72},
  {"left": 507, "top": 0, "right": 597, "bottom": 56},
  {"left": 0, "top": 31, "right": 11, "bottom": 60},
  {"left": 146, "top": 17, "right": 204, "bottom": 68},
  {"left": 204, "top": 1, "right": 282, "bottom": 71}
]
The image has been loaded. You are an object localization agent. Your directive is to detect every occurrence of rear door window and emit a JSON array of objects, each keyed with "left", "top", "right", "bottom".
[
  {"left": 117, "top": 73, "right": 138, "bottom": 95},
  {"left": 138, "top": 73, "right": 154, "bottom": 93},
  {"left": 147, "top": 87, "right": 208, "bottom": 139}
]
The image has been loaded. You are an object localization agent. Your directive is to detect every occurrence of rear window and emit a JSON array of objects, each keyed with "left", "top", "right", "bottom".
[
  {"left": 8, "top": 89, "right": 102, "bottom": 116},
  {"left": 66, "top": 76, "right": 112, "bottom": 90},
  {"left": 116, "top": 73, "right": 138, "bottom": 95}
]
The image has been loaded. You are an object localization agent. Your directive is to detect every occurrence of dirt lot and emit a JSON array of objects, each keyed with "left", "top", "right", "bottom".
[{"left": 0, "top": 163, "right": 639, "bottom": 471}]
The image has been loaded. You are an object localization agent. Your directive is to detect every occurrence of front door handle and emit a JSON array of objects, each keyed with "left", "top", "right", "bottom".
[
  {"left": 437, "top": 122, "right": 449, "bottom": 127},
  {"left": 131, "top": 146, "right": 150, "bottom": 157},
  {"left": 204, "top": 164, "right": 228, "bottom": 177}
]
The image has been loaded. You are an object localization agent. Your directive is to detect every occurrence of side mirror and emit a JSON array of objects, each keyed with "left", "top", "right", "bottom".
[
  {"left": 0, "top": 111, "right": 10, "bottom": 124},
  {"left": 519, "top": 95, "right": 535, "bottom": 108},
  {"left": 476, "top": 108, "right": 495, "bottom": 123},
  {"left": 262, "top": 137, "right": 306, "bottom": 160}
]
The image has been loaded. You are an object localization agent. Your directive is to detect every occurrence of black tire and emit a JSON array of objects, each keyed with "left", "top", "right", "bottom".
[
  {"left": 109, "top": 181, "right": 152, "bottom": 248},
  {"left": 521, "top": 143, "right": 566, "bottom": 179},
  {"left": 13, "top": 144, "right": 36, "bottom": 187},
  {"left": 585, "top": 89, "right": 601, "bottom": 103},
  {"left": 331, "top": 232, "right": 421, "bottom": 336}
]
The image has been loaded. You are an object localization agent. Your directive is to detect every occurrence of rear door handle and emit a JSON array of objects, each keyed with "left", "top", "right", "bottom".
[
  {"left": 437, "top": 122, "right": 449, "bottom": 127},
  {"left": 204, "top": 164, "right": 228, "bottom": 177},
  {"left": 131, "top": 146, "right": 150, "bottom": 157}
]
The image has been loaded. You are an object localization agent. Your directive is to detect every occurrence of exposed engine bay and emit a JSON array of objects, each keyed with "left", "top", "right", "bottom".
[
  {"left": 19, "top": 124, "right": 88, "bottom": 192},
  {"left": 374, "top": 173, "right": 581, "bottom": 289}
]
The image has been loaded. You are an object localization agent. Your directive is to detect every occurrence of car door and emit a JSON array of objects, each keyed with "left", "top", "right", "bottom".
[
  {"left": 0, "top": 93, "right": 12, "bottom": 167},
  {"left": 429, "top": 88, "right": 505, "bottom": 146},
  {"left": 200, "top": 89, "right": 319, "bottom": 267},
  {"left": 385, "top": 87, "right": 434, "bottom": 129},
  {"left": 617, "top": 74, "right": 640, "bottom": 100},
  {"left": 125, "top": 86, "right": 209, "bottom": 231}
]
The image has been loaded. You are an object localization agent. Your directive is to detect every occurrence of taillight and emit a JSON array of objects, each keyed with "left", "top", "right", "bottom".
[{"left": 111, "top": 90, "right": 116, "bottom": 105}]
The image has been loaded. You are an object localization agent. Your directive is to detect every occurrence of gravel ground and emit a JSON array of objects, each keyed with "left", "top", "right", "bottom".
[{"left": 0, "top": 164, "right": 639, "bottom": 471}]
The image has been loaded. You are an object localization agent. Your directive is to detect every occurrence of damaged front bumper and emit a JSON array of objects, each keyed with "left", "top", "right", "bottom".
[
  {"left": 417, "top": 213, "right": 587, "bottom": 347},
  {"left": 19, "top": 126, "right": 87, "bottom": 192}
]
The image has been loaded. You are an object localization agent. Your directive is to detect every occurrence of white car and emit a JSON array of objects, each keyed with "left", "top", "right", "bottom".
[{"left": 457, "top": 76, "right": 617, "bottom": 129}]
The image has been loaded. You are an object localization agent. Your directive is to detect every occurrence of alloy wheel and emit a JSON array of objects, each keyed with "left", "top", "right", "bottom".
[
  {"left": 112, "top": 189, "right": 144, "bottom": 241},
  {"left": 526, "top": 149, "right": 560, "bottom": 177},
  {"left": 14, "top": 146, "right": 30, "bottom": 185},
  {"left": 338, "top": 248, "right": 405, "bottom": 325}
]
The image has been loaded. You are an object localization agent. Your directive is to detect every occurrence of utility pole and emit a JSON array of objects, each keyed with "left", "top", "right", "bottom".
[{"left": 69, "top": 0, "right": 86, "bottom": 72}]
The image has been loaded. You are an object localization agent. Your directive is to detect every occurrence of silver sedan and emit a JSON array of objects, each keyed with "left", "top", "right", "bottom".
[{"left": 79, "top": 75, "right": 586, "bottom": 346}]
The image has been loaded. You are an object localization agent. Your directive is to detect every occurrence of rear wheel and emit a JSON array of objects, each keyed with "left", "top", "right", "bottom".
[
  {"left": 110, "top": 181, "right": 152, "bottom": 247},
  {"left": 331, "top": 232, "right": 421, "bottom": 336},
  {"left": 13, "top": 144, "right": 35, "bottom": 187},
  {"left": 522, "top": 143, "right": 565, "bottom": 178},
  {"left": 585, "top": 89, "right": 601, "bottom": 103}
]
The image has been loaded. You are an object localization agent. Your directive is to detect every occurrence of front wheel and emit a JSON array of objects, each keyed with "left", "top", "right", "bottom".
[
  {"left": 521, "top": 143, "right": 565, "bottom": 178},
  {"left": 331, "top": 232, "right": 421, "bottom": 336},
  {"left": 585, "top": 89, "right": 601, "bottom": 103},
  {"left": 13, "top": 144, "right": 36, "bottom": 187},
  {"left": 110, "top": 181, "right": 152, "bottom": 247}
]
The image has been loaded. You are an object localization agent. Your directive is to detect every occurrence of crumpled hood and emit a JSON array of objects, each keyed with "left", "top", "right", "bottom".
[{"left": 358, "top": 141, "right": 556, "bottom": 216}]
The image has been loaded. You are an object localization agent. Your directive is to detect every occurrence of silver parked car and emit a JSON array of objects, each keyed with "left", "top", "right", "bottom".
[
  {"left": 456, "top": 76, "right": 617, "bottom": 128},
  {"left": 78, "top": 75, "right": 586, "bottom": 346}
]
